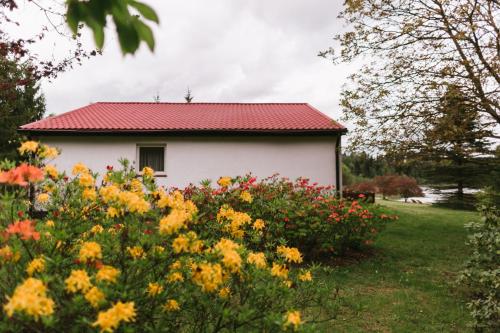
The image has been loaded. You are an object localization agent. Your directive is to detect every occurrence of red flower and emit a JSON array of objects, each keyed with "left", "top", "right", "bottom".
[
  {"left": 17, "top": 211, "right": 24, "bottom": 218},
  {"left": 106, "top": 165, "right": 114, "bottom": 171},
  {"left": 6, "top": 220, "right": 40, "bottom": 241}
]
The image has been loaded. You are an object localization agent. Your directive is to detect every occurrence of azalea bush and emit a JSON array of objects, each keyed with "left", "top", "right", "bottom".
[
  {"left": 0, "top": 142, "right": 338, "bottom": 332},
  {"left": 184, "top": 175, "right": 395, "bottom": 259}
]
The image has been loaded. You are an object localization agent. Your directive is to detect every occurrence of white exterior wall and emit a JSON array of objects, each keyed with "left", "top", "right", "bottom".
[{"left": 39, "top": 135, "right": 340, "bottom": 188}]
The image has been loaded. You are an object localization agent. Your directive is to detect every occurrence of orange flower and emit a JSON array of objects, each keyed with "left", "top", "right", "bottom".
[
  {"left": 0, "top": 164, "right": 44, "bottom": 187},
  {"left": 6, "top": 220, "right": 40, "bottom": 241}
]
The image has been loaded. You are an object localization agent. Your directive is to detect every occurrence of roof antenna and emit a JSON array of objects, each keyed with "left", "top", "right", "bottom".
[
  {"left": 184, "top": 87, "right": 194, "bottom": 103},
  {"left": 153, "top": 91, "right": 160, "bottom": 103}
]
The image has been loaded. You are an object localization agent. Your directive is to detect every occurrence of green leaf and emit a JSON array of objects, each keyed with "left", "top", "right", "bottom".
[
  {"left": 114, "top": 19, "right": 140, "bottom": 54},
  {"left": 130, "top": 1, "right": 159, "bottom": 23},
  {"left": 66, "top": 0, "right": 82, "bottom": 33},
  {"left": 135, "top": 20, "right": 155, "bottom": 51}
]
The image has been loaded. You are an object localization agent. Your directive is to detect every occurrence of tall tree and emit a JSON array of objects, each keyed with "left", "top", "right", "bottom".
[
  {"left": 0, "top": 56, "right": 45, "bottom": 161},
  {"left": 325, "top": 0, "right": 499, "bottom": 152},
  {"left": 418, "top": 85, "right": 493, "bottom": 198}
]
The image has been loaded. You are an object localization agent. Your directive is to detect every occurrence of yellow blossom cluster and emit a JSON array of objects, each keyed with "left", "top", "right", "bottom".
[
  {"left": 92, "top": 301, "right": 136, "bottom": 333},
  {"left": 79, "top": 241, "right": 102, "bottom": 263},
  {"left": 247, "top": 252, "right": 267, "bottom": 269},
  {"left": 284, "top": 310, "right": 302, "bottom": 330},
  {"left": 65, "top": 269, "right": 92, "bottom": 293},
  {"left": 214, "top": 238, "right": 242, "bottom": 273},
  {"left": 96, "top": 266, "right": 120, "bottom": 284},
  {"left": 164, "top": 299, "right": 180, "bottom": 311},
  {"left": 191, "top": 262, "right": 226, "bottom": 292},
  {"left": 18, "top": 141, "right": 39, "bottom": 155},
  {"left": 158, "top": 191, "right": 197, "bottom": 235},
  {"left": 217, "top": 176, "right": 232, "bottom": 187},
  {"left": 4, "top": 278, "right": 55, "bottom": 320},
  {"left": 127, "top": 246, "right": 145, "bottom": 259},
  {"left": 142, "top": 166, "right": 154, "bottom": 177},
  {"left": 44, "top": 165, "right": 59, "bottom": 178},
  {"left": 147, "top": 282, "right": 164, "bottom": 297},
  {"left": 277, "top": 245, "right": 303, "bottom": 263},
  {"left": 239, "top": 190, "right": 253, "bottom": 203},
  {"left": 217, "top": 206, "right": 252, "bottom": 238},
  {"left": 85, "top": 286, "right": 106, "bottom": 308},
  {"left": 0, "top": 245, "right": 20, "bottom": 262},
  {"left": 26, "top": 257, "right": 45, "bottom": 276}
]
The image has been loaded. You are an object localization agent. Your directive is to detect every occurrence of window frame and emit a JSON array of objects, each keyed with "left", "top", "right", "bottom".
[{"left": 136, "top": 143, "right": 167, "bottom": 176}]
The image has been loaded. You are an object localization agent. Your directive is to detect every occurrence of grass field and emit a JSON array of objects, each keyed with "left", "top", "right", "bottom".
[{"left": 316, "top": 201, "right": 478, "bottom": 332}]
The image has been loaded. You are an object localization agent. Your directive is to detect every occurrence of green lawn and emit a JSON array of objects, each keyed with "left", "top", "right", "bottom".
[{"left": 317, "top": 201, "right": 478, "bottom": 332}]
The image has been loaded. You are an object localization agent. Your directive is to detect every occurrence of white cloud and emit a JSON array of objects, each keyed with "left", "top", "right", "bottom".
[{"left": 5, "top": 0, "right": 357, "bottom": 124}]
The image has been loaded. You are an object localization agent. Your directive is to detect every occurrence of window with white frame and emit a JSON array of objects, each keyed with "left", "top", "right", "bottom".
[{"left": 137, "top": 145, "right": 165, "bottom": 173}]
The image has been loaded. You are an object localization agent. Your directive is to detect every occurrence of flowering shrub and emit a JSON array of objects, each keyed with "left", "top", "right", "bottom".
[
  {"left": 0, "top": 142, "right": 337, "bottom": 332},
  {"left": 184, "top": 175, "right": 395, "bottom": 258}
]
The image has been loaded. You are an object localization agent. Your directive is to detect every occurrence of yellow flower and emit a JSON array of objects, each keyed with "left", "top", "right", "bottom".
[
  {"left": 72, "top": 162, "right": 89, "bottom": 175},
  {"left": 92, "top": 301, "right": 136, "bottom": 333},
  {"left": 169, "top": 260, "right": 182, "bottom": 270},
  {"left": 247, "top": 252, "right": 267, "bottom": 269},
  {"left": 39, "top": 145, "right": 59, "bottom": 159},
  {"left": 276, "top": 245, "right": 303, "bottom": 264},
  {"left": 45, "top": 220, "right": 55, "bottom": 228},
  {"left": 127, "top": 246, "right": 145, "bottom": 259},
  {"left": 79, "top": 173, "right": 95, "bottom": 187},
  {"left": 240, "top": 190, "right": 253, "bottom": 203},
  {"left": 44, "top": 165, "right": 58, "bottom": 178},
  {"left": 85, "top": 286, "right": 105, "bottom": 308},
  {"left": 91, "top": 224, "right": 104, "bottom": 234},
  {"left": 217, "top": 176, "right": 232, "bottom": 187},
  {"left": 271, "top": 263, "right": 289, "bottom": 279},
  {"left": 3, "top": 278, "right": 54, "bottom": 320},
  {"left": 100, "top": 185, "right": 120, "bottom": 202},
  {"left": 214, "top": 239, "right": 242, "bottom": 273},
  {"left": 284, "top": 310, "right": 302, "bottom": 331},
  {"left": 252, "top": 219, "right": 265, "bottom": 231},
  {"left": 164, "top": 299, "right": 180, "bottom": 312},
  {"left": 191, "top": 262, "right": 225, "bottom": 292},
  {"left": 130, "top": 178, "right": 143, "bottom": 194},
  {"left": 65, "top": 269, "right": 92, "bottom": 293},
  {"left": 172, "top": 234, "right": 190, "bottom": 253},
  {"left": 219, "top": 287, "right": 230, "bottom": 298},
  {"left": 26, "top": 257, "right": 45, "bottom": 276},
  {"left": 153, "top": 245, "right": 165, "bottom": 253},
  {"left": 159, "top": 209, "right": 189, "bottom": 235},
  {"left": 298, "top": 271, "right": 312, "bottom": 282},
  {"left": 118, "top": 191, "right": 150, "bottom": 214},
  {"left": 166, "top": 272, "right": 184, "bottom": 283},
  {"left": 96, "top": 266, "right": 120, "bottom": 284},
  {"left": 36, "top": 193, "right": 49, "bottom": 204},
  {"left": 142, "top": 166, "right": 154, "bottom": 177},
  {"left": 107, "top": 207, "right": 120, "bottom": 218},
  {"left": 147, "top": 283, "right": 164, "bottom": 297},
  {"left": 79, "top": 242, "right": 102, "bottom": 263},
  {"left": 82, "top": 188, "right": 97, "bottom": 201},
  {"left": 18, "top": 141, "right": 39, "bottom": 155},
  {"left": 0, "top": 245, "right": 20, "bottom": 262}
]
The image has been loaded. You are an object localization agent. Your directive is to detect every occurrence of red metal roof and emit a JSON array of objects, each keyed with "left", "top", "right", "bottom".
[{"left": 20, "top": 102, "right": 346, "bottom": 133}]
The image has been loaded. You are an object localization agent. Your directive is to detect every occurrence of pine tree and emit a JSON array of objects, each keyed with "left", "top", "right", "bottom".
[
  {"left": 184, "top": 87, "right": 194, "bottom": 103},
  {"left": 0, "top": 56, "right": 45, "bottom": 161},
  {"left": 419, "top": 85, "right": 493, "bottom": 200}
]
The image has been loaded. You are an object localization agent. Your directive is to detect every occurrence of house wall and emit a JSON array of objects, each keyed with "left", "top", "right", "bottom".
[{"left": 39, "top": 135, "right": 340, "bottom": 189}]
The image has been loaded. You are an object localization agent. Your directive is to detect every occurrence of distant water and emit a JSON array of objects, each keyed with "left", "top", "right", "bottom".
[{"left": 398, "top": 186, "right": 479, "bottom": 204}]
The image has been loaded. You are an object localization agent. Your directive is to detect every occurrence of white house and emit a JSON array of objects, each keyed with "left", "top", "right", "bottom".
[{"left": 20, "top": 102, "right": 346, "bottom": 189}]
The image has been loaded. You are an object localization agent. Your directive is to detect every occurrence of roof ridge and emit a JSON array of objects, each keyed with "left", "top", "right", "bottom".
[{"left": 95, "top": 102, "right": 309, "bottom": 105}]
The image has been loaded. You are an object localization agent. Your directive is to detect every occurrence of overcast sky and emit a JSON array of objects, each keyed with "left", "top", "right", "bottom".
[{"left": 7, "top": 0, "right": 357, "bottom": 123}]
